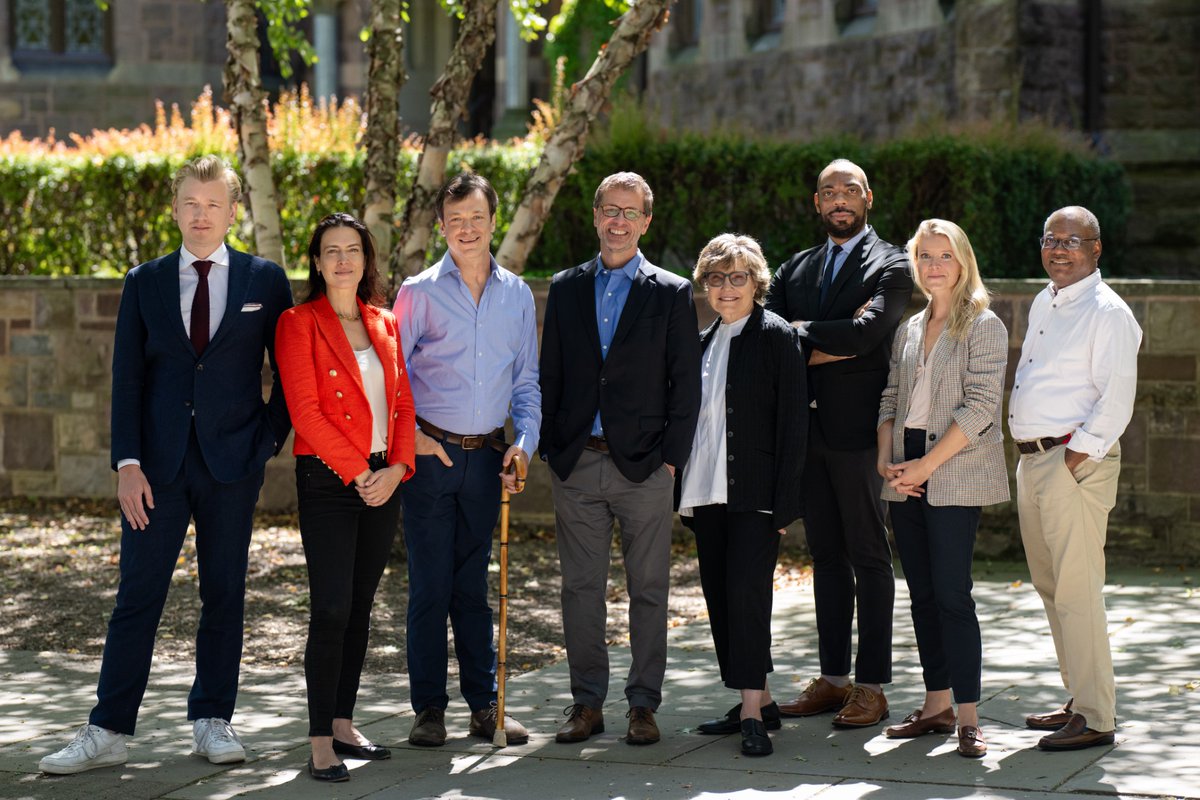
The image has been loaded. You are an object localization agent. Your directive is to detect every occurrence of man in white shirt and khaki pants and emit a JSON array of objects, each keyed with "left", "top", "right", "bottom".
[{"left": 1009, "top": 205, "right": 1141, "bottom": 752}]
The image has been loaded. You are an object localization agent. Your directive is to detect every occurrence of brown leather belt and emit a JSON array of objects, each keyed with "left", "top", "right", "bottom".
[
  {"left": 1015, "top": 434, "right": 1072, "bottom": 455},
  {"left": 417, "top": 417, "right": 508, "bottom": 454},
  {"left": 585, "top": 435, "right": 609, "bottom": 454}
]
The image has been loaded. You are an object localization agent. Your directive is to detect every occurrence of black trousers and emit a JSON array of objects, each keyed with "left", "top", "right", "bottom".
[
  {"left": 888, "top": 428, "right": 983, "bottom": 704},
  {"left": 296, "top": 453, "right": 401, "bottom": 737},
  {"left": 692, "top": 505, "right": 781, "bottom": 690},
  {"left": 802, "top": 415, "right": 894, "bottom": 683}
]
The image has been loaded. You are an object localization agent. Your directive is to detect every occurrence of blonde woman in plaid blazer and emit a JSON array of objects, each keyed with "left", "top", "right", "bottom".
[{"left": 875, "top": 219, "right": 1009, "bottom": 759}]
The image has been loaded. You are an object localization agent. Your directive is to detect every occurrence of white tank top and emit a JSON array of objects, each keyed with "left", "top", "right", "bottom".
[{"left": 354, "top": 346, "right": 389, "bottom": 454}]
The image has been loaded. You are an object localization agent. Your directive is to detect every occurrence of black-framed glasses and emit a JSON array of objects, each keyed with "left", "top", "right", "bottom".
[
  {"left": 1038, "top": 235, "right": 1099, "bottom": 251},
  {"left": 600, "top": 205, "right": 645, "bottom": 221},
  {"left": 700, "top": 271, "right": 751, "bottom": 289}
]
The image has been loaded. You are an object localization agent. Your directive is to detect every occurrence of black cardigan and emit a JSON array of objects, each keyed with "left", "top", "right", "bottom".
[{"left": 677, "top": 303, "right": 809, "bottom": 530}]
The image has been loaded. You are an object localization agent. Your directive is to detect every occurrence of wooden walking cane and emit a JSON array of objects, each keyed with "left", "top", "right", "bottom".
[{"left": 494, "top": 455, "right": 526, "bottom": 747}]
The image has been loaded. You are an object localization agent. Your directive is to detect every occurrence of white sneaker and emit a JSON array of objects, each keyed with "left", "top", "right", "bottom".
[
  {"left": 192, "top": 718, "right": 246, "bottom": 764},
  {"left": 38, "top": 724, "right": 128, "bottom": 774}
]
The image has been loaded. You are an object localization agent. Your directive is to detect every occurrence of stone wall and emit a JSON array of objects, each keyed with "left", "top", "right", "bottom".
[{"left": 2, "top": 275, "right": 1198, "bottom": 564}]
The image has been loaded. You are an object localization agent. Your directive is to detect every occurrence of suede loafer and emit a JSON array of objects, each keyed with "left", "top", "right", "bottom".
[
  {"left": 1025, "top": 698, "right": 1074, "bottom": 730},
  {"left": 778, "top": 677, "right": 852, "bottom": 717},
  {"left": 885, "top": 707, "right": 956, "bottom": 739},
  {"left": 740, "top": 718, "right": 773, "bottom": 756},
  {"left": 332, "top": 739, "right": 391, "bottom": 760},
  {"left": 1037, "top": 713, "right": 1115, "bottom": 751},
  {"left": 832, "top": 685, "right": 889, "bottom": 728},
  {"left": 556, "top": 704, "right": 605, "bottom": 743},
  {"left": 697, "top": 702, "right": 782, "bottom": 735}
]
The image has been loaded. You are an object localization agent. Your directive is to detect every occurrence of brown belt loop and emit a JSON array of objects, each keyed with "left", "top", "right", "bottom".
[{"left": 417, "top": 416, "right": 509, "bottom": 454}]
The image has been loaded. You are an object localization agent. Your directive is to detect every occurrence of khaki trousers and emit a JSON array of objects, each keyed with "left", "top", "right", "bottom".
[{"left": 1016, "top": 442, "right": 1120, "bottom": 731}]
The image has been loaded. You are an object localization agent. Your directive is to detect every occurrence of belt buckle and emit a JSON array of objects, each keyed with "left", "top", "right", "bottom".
[{"left": 460, "top": 434, "right": 485, "bottom": 450}]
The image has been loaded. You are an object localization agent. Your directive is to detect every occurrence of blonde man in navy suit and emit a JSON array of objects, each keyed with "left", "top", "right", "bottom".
[{"left": 39, "top": 156, "right": 292, "bottom": 775}]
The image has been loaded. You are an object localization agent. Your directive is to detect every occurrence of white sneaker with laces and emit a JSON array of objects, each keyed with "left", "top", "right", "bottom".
[
  {"left": 192, "top": 718, "right": 246, "bottom": 764},
  {"left": 38, "top": 724, "right": 128, "bottom": 774}
]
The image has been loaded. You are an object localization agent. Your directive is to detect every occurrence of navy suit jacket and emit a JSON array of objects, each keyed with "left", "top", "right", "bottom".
[
  {"left": 539, "top": 258, "right": 702, "bottom": 484},
  {"left": 110, "top": 247, "right": 293, "bottom": 485}
]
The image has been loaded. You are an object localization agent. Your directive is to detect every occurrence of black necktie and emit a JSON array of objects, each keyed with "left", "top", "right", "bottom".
[
  {"left": 819, "top": 245, "right": 842, "bottom": 306},
  {"left": 191, "top": 260, "right": 212, "bottom": 355}
]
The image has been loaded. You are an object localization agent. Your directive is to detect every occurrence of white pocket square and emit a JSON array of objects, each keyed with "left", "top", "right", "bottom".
[{"left": 241, "top": 303, "right": 263, "bottom": 312}]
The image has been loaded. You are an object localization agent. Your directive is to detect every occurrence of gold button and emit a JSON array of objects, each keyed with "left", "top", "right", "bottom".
[
  {"left": 336, "top": 391, "right": 343, "bottom": 398},
  {"left": 345, "top": 414, "right": 351, "bottom": 420},
  {"left": 393, "top": 411, "right": 399, "bottom": 418},
  {"left": 329, "top": 369, "right": 337, "bottom": 377}
]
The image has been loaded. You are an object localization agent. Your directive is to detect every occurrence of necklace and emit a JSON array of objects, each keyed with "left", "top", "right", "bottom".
[{"left": 335, "top": 310, "right": 361, "bottom": 322}]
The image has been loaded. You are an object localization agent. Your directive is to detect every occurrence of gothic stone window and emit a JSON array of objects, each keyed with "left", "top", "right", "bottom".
[
  {"left": 670, "top": 0, "right": 703, "bottom": 52},
  {"left": 11, "top": 0, "right": 113, "bottom": 66}
]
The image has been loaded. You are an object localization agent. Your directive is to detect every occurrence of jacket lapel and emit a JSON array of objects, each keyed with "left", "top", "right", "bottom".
[
  {"left": 153, "top": 250, "right": 192, "bottom": 352},
  {"left": 820, "top": 234, "right": 870, "bottom": 316},
  {"left": 206, "top": 247, "right": 250, "bottom": 354},
  {"left": 610, "top": 264, "right": 654, "bottom": 349},
  {"left": 574, "top": 264, "right": 603, "bottom": 362},
  {"left": 314, "top": 296, "right": 368, "bottom": 400}
]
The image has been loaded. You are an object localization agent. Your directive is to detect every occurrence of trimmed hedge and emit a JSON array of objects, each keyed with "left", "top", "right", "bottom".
[{"left": 0, "top": 121, "right": 1129, "bottom": 279}]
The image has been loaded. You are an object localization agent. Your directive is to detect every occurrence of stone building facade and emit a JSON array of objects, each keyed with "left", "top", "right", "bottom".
[
  {"left": 643, "top": 0, "right": 1200, "bottom": 276},
  {"left": 2, "top": 275, "right": 1198, "bottom": 564}
]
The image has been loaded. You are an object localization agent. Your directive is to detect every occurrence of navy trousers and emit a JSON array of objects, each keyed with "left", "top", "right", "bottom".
[
  {"left": 401, "top": 443, "right": 503, "bottom": 713},
  {"left": 90, "top": 429, "right": 263, "bottom": 735},
  {"left": 888, "top": 427, "right": 983, "bottom": 704}
]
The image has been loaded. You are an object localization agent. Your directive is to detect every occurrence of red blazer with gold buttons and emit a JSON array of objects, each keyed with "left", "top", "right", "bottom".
[{"left": 276, "top": 295, "right": 416, "bottom": 485}]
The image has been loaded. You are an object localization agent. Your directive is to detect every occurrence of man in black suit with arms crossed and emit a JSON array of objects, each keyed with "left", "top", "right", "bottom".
[{"left": 765, "top": 159, "right": 913, "bottom": 728}]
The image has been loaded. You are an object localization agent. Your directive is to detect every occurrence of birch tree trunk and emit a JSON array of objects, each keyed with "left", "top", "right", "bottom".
[
  {"left": 389, "top": 0, "right": 500, "bottom": 288},
  {"left": 496, "top": 0, "right": 672, "bottom": 273},
  {"left": 362, "top": 0, "right": 407, "bottom": 259},
  {"left": 224, "top": 0, "right": 286, "bottom": 266}
]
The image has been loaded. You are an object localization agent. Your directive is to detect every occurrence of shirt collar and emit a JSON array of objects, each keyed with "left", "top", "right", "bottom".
[
  {"left": 826, "top": 225, "right": 870, "bottom": 258},
  {"left": 180, "top": 243, "right": 229, "bottom": 270},
  {"left": 594, "top": 250, "right": 644, "bottom": 282},
  {"left": 434, "top": 250, "right": 501, "bottom": 281},
  {"left": 1049, "top": 268, "right": 1102, "bottom": 300}
]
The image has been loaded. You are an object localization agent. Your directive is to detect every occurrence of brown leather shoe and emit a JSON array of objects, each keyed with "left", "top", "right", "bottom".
[
  {"left": 832, "top": 685, "right": 889, "bottom": 728},
  {"left": 778, "top": 677, "right": 852, "bottom": 717},
  {"left": 625, "top": 706, "right": 660, "bottom": 745},
  {"left": 1025, "top": 698, "right": 1074, "bottom": 730},
  {"left": 469, "top": 702, "right": 529, "bottom": 745},
  {"left": 408, "top": 707, "right": 447, "bottom": 747},
  {"left": 884, "top": 707, "right": 956, "bottom": 739},
  {"left": 1037, "top": 713, "right": 1114, "bottom": 751},
  {"left": 958, "top": 725, "right": 987, "bottom": 758},
  {"left": 555, "top": 704, "right": 604, "bottom": 743}
]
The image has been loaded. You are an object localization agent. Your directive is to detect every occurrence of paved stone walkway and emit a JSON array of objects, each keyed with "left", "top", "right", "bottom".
[{"left": 2, "top": 564, "right": 1197, "bottom": 799}]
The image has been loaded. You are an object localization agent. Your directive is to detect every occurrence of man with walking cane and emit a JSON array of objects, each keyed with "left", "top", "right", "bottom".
[{"left": 393, "top": 173, "right": 540, "bottom": 747}]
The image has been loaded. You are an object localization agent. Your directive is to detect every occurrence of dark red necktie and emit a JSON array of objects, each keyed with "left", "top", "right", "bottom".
[{"left": 190, "top": 260, "right": 213, "bottom": 355}]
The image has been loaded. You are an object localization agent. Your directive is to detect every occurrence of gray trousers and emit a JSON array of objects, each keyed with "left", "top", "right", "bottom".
[{"left": 551, "top": 448, "right": 675, "bottom": 710}]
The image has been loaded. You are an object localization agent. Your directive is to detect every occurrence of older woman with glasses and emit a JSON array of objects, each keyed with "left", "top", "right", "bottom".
[
  {"left": 677, "top": 234, "right": 808, "bottom": 757},
  {"left": 276, "top": 213, "right": 416, "bottom": 781},
  {"left": 876, "top": 218, "right": 1008, "bottom": 758}
]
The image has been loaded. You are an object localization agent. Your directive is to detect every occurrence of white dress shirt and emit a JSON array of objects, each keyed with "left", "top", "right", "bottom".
[
  {"left": 1009, "top": 270, "right": 1142, "bottom": 460},
  {"left": 179, "top": 243, "right": 231, "bottom": 342},
  {"left": 679, "top": 314, "right": 750, "bottom": 517}
]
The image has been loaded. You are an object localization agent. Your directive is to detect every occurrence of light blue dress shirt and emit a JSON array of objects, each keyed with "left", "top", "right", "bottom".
[
  {"left": 591, "top": 250, "right": 644, "bottom": 436},
  {"left": 393, "top": 252, "right": 541, "bottom": 456},
  {"left": 823, "top": 225, "right": 870, "bottom": 290}
]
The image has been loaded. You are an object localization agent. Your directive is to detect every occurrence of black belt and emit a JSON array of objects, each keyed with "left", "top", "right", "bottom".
[
  {"left": 1015, "top": 434, "right": 1072, "bottom": 455},
  {"left": 585, "top": 436, "right": 609, "bottom": 454},
  {"left": 417, "top": 417, "right": 508, "bottom": 454}
]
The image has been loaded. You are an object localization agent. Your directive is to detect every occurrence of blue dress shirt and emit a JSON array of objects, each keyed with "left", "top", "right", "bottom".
[
  {"left": 591, "top": 250, "right": 644, "bottom": 436},
  {"left": 822, "top": 225, "right": 870, "bottom": 293},
  {"left": 394, "top": 252, "right": 541, "bottom": 456}
]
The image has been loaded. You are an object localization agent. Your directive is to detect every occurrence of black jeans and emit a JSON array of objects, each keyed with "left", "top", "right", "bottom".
[
  {"left": 888, "top": 428, "right": 983, "bottom": 704},
  {"left": 297, "top": 453, "right": 401, "bottom": 736},
  {"left": 692, "top": 505, "right": 780, "bottom": 690}
]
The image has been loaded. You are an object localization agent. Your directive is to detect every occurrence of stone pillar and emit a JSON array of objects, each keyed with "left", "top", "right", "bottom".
[
  {"left": 877, "top": 0, "right": 944, "bottom": 35},
  {"left": 785, "top": 0, "right": 837, "bottom": 48},
  {"left": 701, "top": 0, "right": 749, "bottom": 62}
]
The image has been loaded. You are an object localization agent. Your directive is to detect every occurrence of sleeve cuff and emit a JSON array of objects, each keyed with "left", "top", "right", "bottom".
[
  {"left": 116, "top": 458, "right": 141, "bottom": 470},
  {"left": 1069, "top": 427, "right": 1110, "bottom": 461}
]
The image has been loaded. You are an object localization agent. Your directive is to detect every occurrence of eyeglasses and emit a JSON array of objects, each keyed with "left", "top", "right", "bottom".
[
  {"left": 700, "top": 271, "right": 751, "bottom": 289},
  {"left": 600, "top": 205, "right": 645, "bottom": 221},
  {"left": 1038, "top": 235, "right": 1099, "bottom": 251}
]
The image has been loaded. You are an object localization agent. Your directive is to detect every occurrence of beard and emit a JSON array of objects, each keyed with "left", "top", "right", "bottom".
[{"left": 822, "top": 209, "right": 867, "bottom": 239}]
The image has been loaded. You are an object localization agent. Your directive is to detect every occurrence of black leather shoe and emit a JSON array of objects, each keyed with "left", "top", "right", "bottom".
[
  {"left": 740, "top": 718, "right": 773, "bottom": 756},
  {"left": 332, "top": 739, "right": 391, "bottom": 760},
  {"left": 307, "top": 757, "right": 350, "bottom": 782},
  {"left": 697, "top": 703, "right": 783, "bottom": 735}
]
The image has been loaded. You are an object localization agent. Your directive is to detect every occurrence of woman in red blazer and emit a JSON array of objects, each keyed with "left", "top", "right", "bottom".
[{"left": 276, "top": 213, "right": 415, "bottom": 782}]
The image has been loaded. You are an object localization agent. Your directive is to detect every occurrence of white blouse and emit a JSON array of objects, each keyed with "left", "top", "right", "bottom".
[{"left": 354, "top": 346, "right": 389, "bottom": 454}]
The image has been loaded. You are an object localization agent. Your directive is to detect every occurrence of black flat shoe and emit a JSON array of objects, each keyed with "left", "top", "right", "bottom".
[
  {"left": 698, "top": 703, "right": 783, "bottom": 735},
  {"left": 307, "top": 757, "right": 350, "bottom": 782},
  {"left": 740, "top": 718, "right": 773, "bottom": 756},
  {"left": 332, "top": 739, "right": 391, "bottom": 760}
]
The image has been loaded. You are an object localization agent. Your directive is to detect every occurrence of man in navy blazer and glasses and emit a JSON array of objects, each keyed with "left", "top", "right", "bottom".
[{"left": 38, "top": 155, "right": 293, "bottom": 775}]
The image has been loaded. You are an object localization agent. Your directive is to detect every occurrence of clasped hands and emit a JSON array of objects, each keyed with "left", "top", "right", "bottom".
[
  {"left": 877, "top": 456, "right": 933, "bottom": 498},
  {"left": 353, "top": 463, "right": 406, "bottom": 507}
]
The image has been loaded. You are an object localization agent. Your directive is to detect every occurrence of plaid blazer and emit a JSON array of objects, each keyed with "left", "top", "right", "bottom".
[{"left": 878, "top": 307, "right": 1010, "bottom": 506}]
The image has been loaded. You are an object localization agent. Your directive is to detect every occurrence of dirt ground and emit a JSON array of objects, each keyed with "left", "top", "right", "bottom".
[{"left": 0, "top": 498, "right": 813, "bottom": 681}]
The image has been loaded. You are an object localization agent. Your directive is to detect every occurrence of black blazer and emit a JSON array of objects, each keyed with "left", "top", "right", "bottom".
[
  {"left": 677, "top": 304, "right": 809, "bottom": 530},
  {"left": 764, "top": 226, "right": 912, "bottom": 450},
  {"left": 539, "top": 257, "right": 702, "bottom": 483},
  {"left": 110, "top": 247, "right": 293, "bottom": 484}
]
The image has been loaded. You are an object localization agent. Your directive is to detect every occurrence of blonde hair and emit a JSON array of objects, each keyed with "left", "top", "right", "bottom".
[
  {"left": 171, "top": 155, "right": 242, "bottom": 204},
  {"left": 906, "top": 219, "right": 989, "bottom": 340},
  {"left": 693, "top": 233, "right": 771, "bottom": 302}
]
